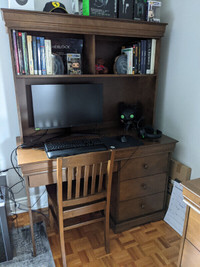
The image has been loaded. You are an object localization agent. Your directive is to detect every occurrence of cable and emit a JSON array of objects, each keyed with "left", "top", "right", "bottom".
[{"left": 0, "top": 166, "right": 20, "bottom": 174}]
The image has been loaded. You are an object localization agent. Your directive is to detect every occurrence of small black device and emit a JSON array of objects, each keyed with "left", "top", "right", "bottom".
[
  {"left": 138, "top": 125, "right": 162, "bottom": 139},
  {"left": 31, "top": 84, "right": 103, "bottom": 130}
]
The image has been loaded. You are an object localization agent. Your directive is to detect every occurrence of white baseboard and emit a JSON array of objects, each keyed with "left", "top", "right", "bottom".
[{"left": 8, "top": 191, "right": 48, "bottom": 215}]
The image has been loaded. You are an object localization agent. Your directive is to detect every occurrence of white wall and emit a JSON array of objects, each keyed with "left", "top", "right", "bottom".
[{"left": 156, "top": 1, "right": 200, "bottom": 179}]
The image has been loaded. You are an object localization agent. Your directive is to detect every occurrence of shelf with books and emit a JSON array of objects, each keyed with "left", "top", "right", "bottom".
[
  {"left": 15, "top": 74, "right": 157, "bottom": 79},
  {"left": 2, "top": 8, "right": 166, "bottom": 139}
]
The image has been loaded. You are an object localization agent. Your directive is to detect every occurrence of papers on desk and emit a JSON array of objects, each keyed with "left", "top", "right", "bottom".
[{"left": 164, "top": 181, "right": 187, "bottom": 236}]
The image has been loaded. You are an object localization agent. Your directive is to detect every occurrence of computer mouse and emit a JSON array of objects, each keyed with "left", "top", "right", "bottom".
[{"left": 120, "top": 135, "right": 127, "bottom": 143}]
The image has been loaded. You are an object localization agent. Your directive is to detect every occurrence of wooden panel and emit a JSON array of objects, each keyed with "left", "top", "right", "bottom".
[
  {"left": 183, "top": 187, "right": 200, "bottom": 210},
  {"left": 181, "top": 240, "right": 200, "bottom": 267},
  {"left": 2, "top": 9, "right": 167, "bottom": 38},
  {"left": 118, "top": 192, "right": 164, "bottom": 221},
  {"left": 120, "top": 173, "right": 166, "bottom": 201},
  {"left": 186, "top": 208, "right": 200, "bottom": 251},
  {"left": 119, "top": 153, "right": 168, "bottom": 181}
]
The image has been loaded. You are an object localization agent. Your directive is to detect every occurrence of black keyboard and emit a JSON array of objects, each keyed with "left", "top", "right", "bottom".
[{"left": 44, "top": 138, "right": 107, "bottom": 159}]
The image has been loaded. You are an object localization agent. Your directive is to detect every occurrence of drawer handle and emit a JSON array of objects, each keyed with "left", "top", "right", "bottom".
[
  {"left": 141, "top": 183, "right": 147, "bottom": 190},
  {"left": 141, "top": 204, "right": 145, "bottom": 209},
  {"left": 143, "top": 164, "right": 148, "bottom": 169}
]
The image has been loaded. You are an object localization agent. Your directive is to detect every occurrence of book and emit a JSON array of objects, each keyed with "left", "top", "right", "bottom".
[
  {"left": 150, "top": 38, "right": 156, "bottom": 74},
  {"left": 146, "top": 39, "right": 152, "bottom": 74},
  {"left": 45, "top": 39, "right": 52, "bottom": 75},
  {"left": 138, "top": 41, "right": 141, "bottom": 74},
  {"left": 36, "top": 37, "right": 42, "bottom": 75},
  {"left": 40, "top": 37, "right": 47, "bottom": 75},
  {"left": 27, "top": 35, "right": 34, "bottom": 75},
  {"left": 66, "top": 53, "right": 82, "bottom": 75},
  {"left": 143, "top": 40, "right": 147, "bottom": 74},
  {"left": 140, "top": 39, "right": 147, "bottom": 74},
  {"left": 133, "top": 43, "right": 139, "bottom": 74},
  {"left": 12, "top": 30, "right": 20, "bottom": 75},
  {"left": 32, "top": 36, "right": 38, "bottom": 75},
  {"left": 121, "top": 47, "right": 133, "bottom": 74},
  {"left": 22, "top": 32, "right": 29, "bottom": 75},
  {"left": 17, "top": 32, "right": 25, "bottom": 75}
]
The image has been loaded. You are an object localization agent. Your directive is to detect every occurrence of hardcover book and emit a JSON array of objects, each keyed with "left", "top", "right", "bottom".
[
  {"left": 121, "top": 47, "right": 133, "bottom": 74},
  {"left": 12, "top": 30, "right": 20, "bottom": 75},
  {"left": 17, "top": 32, "right": 25, "bottom": 75},
  {"left": 22, "top": 32, "right": 29, "bottom": 75},
  {"left": 146, "top": 39, "right": 152, "bottom": 74},
  {"left": 32, "top": 36, "right": 38, "bottom": 75},
  {"left": 27, "top": 35, "right": 34, "bottom": 75},
  {"left": 45, "top": 39, "right": 52, "bottom": 75},
  {"left": 40, "top": 37, "right": 47, "bottom": 75},
  {"left": 36, "top": 37, "right": 42, "bottom": 75}
]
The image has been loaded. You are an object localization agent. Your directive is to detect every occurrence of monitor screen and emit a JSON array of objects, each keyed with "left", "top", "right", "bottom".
[{"left": 31, "top": 84, "right": 103, "bottom": 130}]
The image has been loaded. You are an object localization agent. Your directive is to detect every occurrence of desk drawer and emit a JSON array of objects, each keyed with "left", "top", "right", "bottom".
[
  {"left": 186, "top": 208, "right": 200, "bottom": 251},
  {"left": 118, "top": 192, "right": 164, "bottom": 221},
  {"left": 182, "top": 239, "right": 200, "bottom": 267},
  {"left": 119, "top": 153, "right": 168, "bottom": 181},
  {"left": 120, "top": 173, "right": 166, "bottom": 201}
]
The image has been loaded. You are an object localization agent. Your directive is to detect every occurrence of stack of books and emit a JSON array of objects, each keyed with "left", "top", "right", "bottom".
[
  {"left": 121, "top": 38, "right": 157, "bottom": 75},
  {"left": 12, "top": 30, "right": 52, "bottom": 75}
]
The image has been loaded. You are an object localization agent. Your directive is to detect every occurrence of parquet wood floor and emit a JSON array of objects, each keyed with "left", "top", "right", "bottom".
[{"left": 9, "top": 210, "right": 181, "bottom": 267}]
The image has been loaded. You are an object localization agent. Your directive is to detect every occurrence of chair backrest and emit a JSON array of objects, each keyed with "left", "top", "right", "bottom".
[{"left": 56, "top": 150, "right": 115, "bottom": 208}]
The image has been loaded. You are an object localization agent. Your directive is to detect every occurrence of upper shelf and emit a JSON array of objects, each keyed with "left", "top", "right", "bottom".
[{"left": 1, "top": 8, "right": 167, "bottom": 38}]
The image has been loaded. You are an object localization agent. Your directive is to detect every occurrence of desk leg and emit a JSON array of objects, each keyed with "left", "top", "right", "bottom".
[{"left": 25, "top": 176, "right": 36, "bottom": 257}]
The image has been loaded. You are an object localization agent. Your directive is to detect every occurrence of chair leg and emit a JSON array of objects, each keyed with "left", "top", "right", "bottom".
[
  {"left": 104, "top": 209, "right": 110, "bottom": 254},
  {"left": 59, "top": 221, "right": 67, "bottom": 267}
]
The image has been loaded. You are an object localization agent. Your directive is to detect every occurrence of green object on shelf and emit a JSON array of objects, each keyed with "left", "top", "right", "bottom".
[
  {"left": 35, "top": 128, "right": 41, "bottom": 131},
  {"left": 82, "top": 0, "right": 90, "bottom": 16}
]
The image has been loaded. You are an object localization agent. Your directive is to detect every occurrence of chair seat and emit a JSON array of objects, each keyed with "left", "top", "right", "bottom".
[{"left": 47, "top": 182, "right": 106, "bottom": 230}]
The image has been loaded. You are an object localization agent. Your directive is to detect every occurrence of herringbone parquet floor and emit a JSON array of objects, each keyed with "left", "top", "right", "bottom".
[{"left": 10, "top": 211, "right": 181, "bottom": 267}]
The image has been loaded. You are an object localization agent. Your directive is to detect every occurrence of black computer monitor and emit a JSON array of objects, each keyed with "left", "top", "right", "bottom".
[{"left": 31, "top": 84, "right": 103, "bottom": 130}]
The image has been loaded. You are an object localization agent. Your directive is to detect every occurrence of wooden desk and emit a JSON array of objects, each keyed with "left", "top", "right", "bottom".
[
  {"left": 178, "top": 178, "right": 200, "bottom": 267},
  {"left": 17, "top": 134, "right": 177, "bottom": 255}
]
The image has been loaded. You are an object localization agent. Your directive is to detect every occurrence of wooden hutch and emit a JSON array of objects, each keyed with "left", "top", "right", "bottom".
[{"left": 2, "top": 9, "right": 177, "bottom": 233}]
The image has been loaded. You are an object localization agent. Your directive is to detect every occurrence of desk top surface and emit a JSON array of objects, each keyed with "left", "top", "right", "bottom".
[
  {"left": 182, "top": 178, "right": 200, "bottom": 198},
  {"left": 17, "top": 134, "right": 177, "bottom": 166}
]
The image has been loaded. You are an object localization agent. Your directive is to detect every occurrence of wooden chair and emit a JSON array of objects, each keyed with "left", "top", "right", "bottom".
[{"left": 47, "top": 150, "right": 115, "bottom": 267}]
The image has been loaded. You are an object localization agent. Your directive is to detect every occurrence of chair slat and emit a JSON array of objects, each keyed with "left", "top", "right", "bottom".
[
  {"left": 91, "top": 164, "right": 97, "bottom": 195},
  {"left": 67, "top": 167, "right": 73, "bottom": 200},
  {"left": 83, "top": 165, "right": 89, "bottom": 197},
  {"left": 98, "top": 162, "right": 103, "bottom": 193},
  {"left": 63, "top": 191, "right": 106, "bottom": 207},
  {"left": 63, "top": 201, "right": 106, "bottom": 219},
  {"left": 75, "top": 166, "right": 81, "bottom": 198}
]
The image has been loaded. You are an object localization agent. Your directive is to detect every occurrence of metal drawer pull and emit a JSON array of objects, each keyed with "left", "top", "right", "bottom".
[
  {"left": 144, "top": 164, "right": 148, "bottom": 169},
  {"left": 141, "top": 183, "right": 147, "bottom": 190},
  {"left": 141, "top": 204, "right": 145, "bottom": 209}
]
